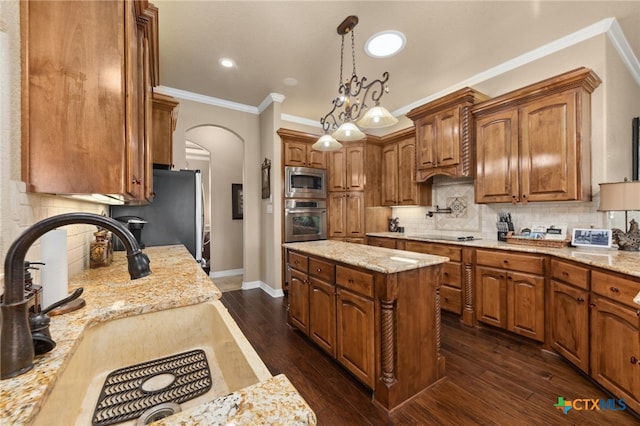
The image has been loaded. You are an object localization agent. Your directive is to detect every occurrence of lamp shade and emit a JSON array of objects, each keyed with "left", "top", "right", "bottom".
[
  {"left": 332, "top": 122, "right": 366, "bottom": 141},
  {"left": 356, "top": 105, "right": 398, "bottom": 129},
  {"left": 598, "top": 181, "right": 640, "bottom": 211},
  {"left": 312, "top": 134, "right": 342, "bottom": 152}
]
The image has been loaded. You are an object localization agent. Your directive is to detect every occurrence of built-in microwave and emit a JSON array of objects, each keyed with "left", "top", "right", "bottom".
[{"left": 284, "top": 166, "right": 327, "bottom": 199}]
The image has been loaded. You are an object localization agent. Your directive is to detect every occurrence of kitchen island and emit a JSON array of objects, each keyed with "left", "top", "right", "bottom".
[
  {"left": 0, "top": 245, "right": 316, "bottom": 425},
  {"left": 283, "top": 240, "right": 449, "bottom": 411}
]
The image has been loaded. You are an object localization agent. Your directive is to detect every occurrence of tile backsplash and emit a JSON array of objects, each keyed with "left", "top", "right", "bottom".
[{"left": 391, "top": 176, "right": 638, "bottom": 241}]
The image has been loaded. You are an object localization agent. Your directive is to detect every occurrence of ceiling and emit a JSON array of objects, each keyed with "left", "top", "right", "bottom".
[{"left": 154, "top": 1, "right": 640, "bottom": 127}]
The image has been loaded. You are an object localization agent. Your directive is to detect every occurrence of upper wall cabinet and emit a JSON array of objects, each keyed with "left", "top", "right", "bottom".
[
  {"left": 380, "top": 128, "right": 431, "bottom": 206},
  {"left": 472, "top": 67, "right": 601, "bottom": 204},
  {"left": 279, "top": 129, "right": 327, "bottom": 169},
  {"left": 152, "top": 93, "right": 179, "bottom": 168},
  {"left": 406, "top": 88, "right": 489, "bottom": 182},
  {"left": 21, "top": 0, "right": 158, "bottom": 203}
]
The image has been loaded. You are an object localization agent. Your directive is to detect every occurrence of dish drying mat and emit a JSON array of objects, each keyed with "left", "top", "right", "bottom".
[{"left": 92, "top": 349, "right": 212, "bottom": 426}]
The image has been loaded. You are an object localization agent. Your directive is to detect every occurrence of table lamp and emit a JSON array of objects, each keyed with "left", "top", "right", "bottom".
[{"left": 598, "top": 179, "right": 640, "bottom": 251}]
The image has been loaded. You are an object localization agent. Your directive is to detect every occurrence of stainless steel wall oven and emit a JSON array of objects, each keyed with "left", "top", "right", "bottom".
[{"left": 284, "top": 199, "right": 327, "bottom": 242}]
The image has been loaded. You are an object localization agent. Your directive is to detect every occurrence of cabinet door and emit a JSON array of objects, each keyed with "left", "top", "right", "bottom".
[
  {"left": 309, "top": 277, "right": 336, "bottom": 357},
  {"left": 475, "top": 266, "right": 507, "bottom": 328},
  {"left": 284, "top": 141, "right": 308, "bottom": 167},
  {"left": 346, "top": 145, "right": 365, "bottom": 190},
  {"left": 590, "top": 295, "right": 640, "bottom": 413},
  {"left": 288, "top": 268, "right": 309, "bottom": 334},
  {"left": 307, "top": 147, "right": 327, "bottom": 169},
  {"left": 328, "top": 149, "right": 347, "bottom": 191},
  {"left": 397, "top": 138, "right": 419, "bottom": 205},
  {"left": 336, "top": 288, "right": 375, "bottom": 388},
  {"left": 416, "top": 115, "right": 437, "bottom": 171},
  {"left": 151, "top": 93, "right": 179, "bottom": 167},
  {"left": 507, "top": 271, "right": 545, "bottom": 342},
  {"left": 328, "top": 193, "right": 347, "bottom": 238},
  {"left": 520, "top": 91, "right": 579, "bottom": 202},
  {"left": 345, "top": 192, "right": 365, "bottom": 238},
  {"left": 475, "top": 109, "right": 519, "bottom": 204},
  {"left": 436, "top": 107, "right": 461, "bottom": 167},
  {"left": 550, "top": 280, "right": 589, "bottom": 372},
  {"left": 381, "top": 144, "right": 398, "bottom": 205}
]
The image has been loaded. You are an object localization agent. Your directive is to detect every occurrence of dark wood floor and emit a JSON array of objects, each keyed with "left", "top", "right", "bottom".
[{"left": 220, "top": 289, "right": 639, "bottom": 425}]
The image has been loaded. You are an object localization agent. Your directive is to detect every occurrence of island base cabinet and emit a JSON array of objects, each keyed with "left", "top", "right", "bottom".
[
  {"left": 309, "top": 278, "right": 337, "bottom": 357},
  {"left": 288, "top": 268, "right": 309, "bottom": 334},
  {"left": 336, "top": 288, "right": 375, "bottom": 388},
  {"left": 590, "top": 295, "right": 640, "bottom": 414}
]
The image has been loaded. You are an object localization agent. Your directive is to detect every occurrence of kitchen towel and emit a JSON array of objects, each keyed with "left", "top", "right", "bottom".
[{"left": 40, "top": 229, "right": 68, "bottom": 309}]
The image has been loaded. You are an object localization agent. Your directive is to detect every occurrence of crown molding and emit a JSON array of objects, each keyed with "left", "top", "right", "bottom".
[
  {"left": 280, "top": 114, "right": 322, "bottom": 128},
  {"left": 155, "top": 86, "right": 259, "bottom": 114},
  {"left": 257, "top": 93, "right": 286, "bottom": 113}
]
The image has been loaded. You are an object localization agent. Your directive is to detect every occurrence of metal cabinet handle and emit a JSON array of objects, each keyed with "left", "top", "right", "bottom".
[
  {"left": 631, "top": 356, "right": 639, "bottom": 365},
  {"left": 576, "top": 297, "right": 585, "bottom": 303},
  {"left": 316, "top": 268, "right": 322, "bottom": 272},
  {"left": 610, "top": 287, "right": 620, "bottom": 293}
]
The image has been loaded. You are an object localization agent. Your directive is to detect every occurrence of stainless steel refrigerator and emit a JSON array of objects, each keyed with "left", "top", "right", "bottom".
[{"left": 110, "top": 169, "right": 204, "bottom": 263}]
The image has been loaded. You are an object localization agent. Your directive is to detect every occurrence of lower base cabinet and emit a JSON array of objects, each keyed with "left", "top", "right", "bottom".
[
  {"left": 309, "top": 277, "right": 337, "bottom": 357},
  {"left": 550, "top": 279, "right": 589, "bottom": 372},
  {"left": 336, "top": 287, "right": 375, "bottom": 388}
]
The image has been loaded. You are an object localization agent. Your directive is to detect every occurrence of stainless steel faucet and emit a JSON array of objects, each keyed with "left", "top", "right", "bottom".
[{"left": 1, "top": 213, "right": 151, "bottom": 379}]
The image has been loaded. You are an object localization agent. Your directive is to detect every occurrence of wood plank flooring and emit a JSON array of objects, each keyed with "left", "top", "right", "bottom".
[{"left": 220, "top": 289, "right": 639, "bottom": 425}]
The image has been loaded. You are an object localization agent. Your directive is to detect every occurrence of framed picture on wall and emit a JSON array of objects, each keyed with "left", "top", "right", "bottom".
[
  {"left": 232, "top": 183, "right": 243, "bottom": 220},
  {"left": 633, "top": 116, "right": 639, "bottom": 181},
  {"left": 262, "top": 158, "right": 271, "bottom": 199}
]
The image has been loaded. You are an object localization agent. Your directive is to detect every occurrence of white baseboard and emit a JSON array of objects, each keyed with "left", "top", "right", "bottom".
[
  {"left": 209, "top": 268, "right": 243, "bottom": 279},
  {"left": 242, "top": 280, "right": 284, "bottom": 298}
]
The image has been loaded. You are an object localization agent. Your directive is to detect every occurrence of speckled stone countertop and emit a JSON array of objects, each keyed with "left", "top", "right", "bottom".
[
  {"left": 367, "top": 232, "right": 640, "bottom": 279},
  {"left": 0, "top": 245, "right": 315, "bottom": 425},
  {"left": 155, "top": 374, "right": 316, "bottom": 425},
  {"left": 283, "top": 239, "right": 449, "bottom": 273}
]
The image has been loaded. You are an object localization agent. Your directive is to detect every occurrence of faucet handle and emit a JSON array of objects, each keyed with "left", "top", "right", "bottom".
[
  {"left": 40, "top": 287, "right": 83, "bottom": 315},
  {"left": 29, "top": 288, "right": 84, "bottom": 355}
]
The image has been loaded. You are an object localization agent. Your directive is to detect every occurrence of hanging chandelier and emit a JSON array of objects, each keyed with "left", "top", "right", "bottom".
[{"left": 312, "top": 15, "right": 398, "bottom": 152}]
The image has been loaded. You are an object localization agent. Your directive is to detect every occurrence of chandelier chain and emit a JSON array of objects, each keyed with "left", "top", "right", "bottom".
[
  {"left": 339, "top": 35, "right": 345, "bottom": 85},
  {"left": 351, "top": 31, "right": 357, "bottom": 77}
]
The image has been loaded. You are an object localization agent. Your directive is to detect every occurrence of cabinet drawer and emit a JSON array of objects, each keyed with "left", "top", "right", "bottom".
[
  {"left": 336, "top": 265, "right": 374, "bottom": 298},
  {"left": 404, "top": 241, "right": 462, "bottom": 262},
  {"left": 309, "top": 257, "right": 335, "bottom": 282},
  {"left": 367, "top": 237, "right": 397, "bottom": 249},
  {"left": 288, "top": 251, "right": 308, "bottom": 272},
  {"left": 591, "top": 270, "right": 640, "bottom": 309},
  {"left": 442, "top": 262, "right": 462, "bottom": 289},
  {"left": 550, "top": 259, "right": 589, "bottom": 290},
  {"left": 476, "top": 249, "right": 544, "bottom": 275},
  {"left": 441, "top": 286, "right": 462, "bottom": 314}
]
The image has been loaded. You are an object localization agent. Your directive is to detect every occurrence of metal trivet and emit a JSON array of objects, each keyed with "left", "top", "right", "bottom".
[{"left": 92, "top": 349, "right": 212, "bottom": 426}]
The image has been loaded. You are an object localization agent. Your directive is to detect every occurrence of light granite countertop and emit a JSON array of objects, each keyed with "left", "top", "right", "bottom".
[
  {"left": 283, "top": 239, "right": 449, "bottom": 274},
  {"left": 0, "top": 245, "right": 316, "bottom": 425},
  {"left": 367, "top": 232, "right": 640, "bottom": 279}
]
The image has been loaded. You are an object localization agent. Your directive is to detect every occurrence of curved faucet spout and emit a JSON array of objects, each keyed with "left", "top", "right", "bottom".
[{"left": 1, "top": 213, "right": 152, "bottom": 379}]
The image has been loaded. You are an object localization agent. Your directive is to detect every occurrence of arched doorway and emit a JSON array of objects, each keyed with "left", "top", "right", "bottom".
[{"left": 185, "top": 125, "right": 244, "bottom": 281}]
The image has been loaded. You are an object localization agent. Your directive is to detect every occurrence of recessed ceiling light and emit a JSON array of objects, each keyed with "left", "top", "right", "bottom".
[
  {"left": 283, "top": 77, "right": 298, "bottom": 86},
  {"left": 365, "top": 30, "right": 406, "bottom": 58},
  {"left": 219, "top": 57, "right": 236, "bottom": 68}
]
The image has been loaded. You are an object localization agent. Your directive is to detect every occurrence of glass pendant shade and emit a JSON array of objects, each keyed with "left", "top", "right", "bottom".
[
  {"left": 331, "top": 122, "right": 366, "bottom": 141},
  {"left": 312, "top": 134, "right": 342, "bottom": 152},
  {"left": 356, "top": 105, "right": 398, "bottom": 129}
]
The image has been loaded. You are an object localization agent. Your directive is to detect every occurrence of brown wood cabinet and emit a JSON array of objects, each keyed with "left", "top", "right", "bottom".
[
  {"left": 151, "top": 93, "right": 179, "bottom": 167},
  {"left": 406, "top": 88, "right": 489, "bottom": 182},
  {"left": 328, "top": 144, "right": 365, "bottom": 191},
  {"left": 288, "top": 267, "right": 310, "bottom": 334},
  {"left": 380, "top": 128, "right": 431, "bottom": 206},
  {"left": 286, "top": 246, "right": 444, "bottom": 411},
  {"left": 549, "top": 259, "right": 590, "bottom": 373},
  {"left": 472, "top": 68, "right": 601, "bottom": 204},
  {"left": 367, "top": 236, "right": 398, "bottom": 249},
  {"left": 278, "top": 128, "right": 327, "bottom": 169},
  {"left": 475, "top": 250, "right": 545, "bottom": 342},
  {"left": 328, "top": 192, "right": 365, "bottom": 240},
  {"left": 21, "top": 0, "right": 159, "bottom": 202},
  {"left": 590, "top": 270, "right": 640, "bottom": 413}
]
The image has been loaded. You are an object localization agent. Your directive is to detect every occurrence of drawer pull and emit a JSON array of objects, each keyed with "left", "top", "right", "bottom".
[
  {"left": 562, "top": 271, "right": 569, "bottom": 276},
  {"left": 610, "top": 287, "right": 620, "bottom": 293},
  {"left": 576, "top": 297, "right": 585, "bottom": 303},
  {"left": 316, "top": 268, "right": 322, "bottom": 272},
  {"left": 589, "top": 303, "right": 596, "bottom": 308},
  {"left": 348, "top": 279, "right": 354, "bottom": 284},
  {"left": 631, "top": 356, "right": 639, "bottom": 365},
  {"left": 443, "top": 272, "right": 449, "bottom": 277}
]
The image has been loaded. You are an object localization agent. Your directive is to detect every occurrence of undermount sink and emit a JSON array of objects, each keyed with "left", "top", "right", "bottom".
[{"left": 33, "top": 300, "right": 272, "bottom": 426}]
